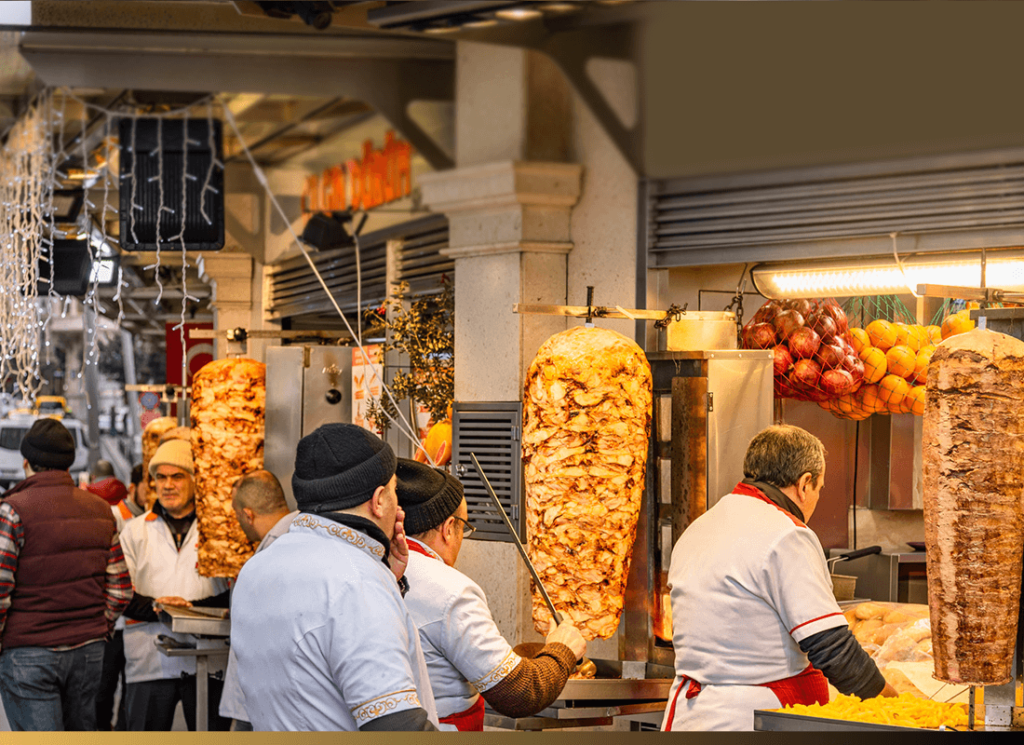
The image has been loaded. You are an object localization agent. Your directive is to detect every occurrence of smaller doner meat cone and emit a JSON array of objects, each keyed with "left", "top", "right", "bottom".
[
  {"left": 923, "top": 328, "right": 1024, "bottom": 685},
  {"left": 191, "top": 358, "right": 266, "bottom": 578},
  {"left": 523, "top": 326, "right": 652, "bottom": 640},
  {"left": 143, "top": 417, "right": 177, "bottom": 478}
]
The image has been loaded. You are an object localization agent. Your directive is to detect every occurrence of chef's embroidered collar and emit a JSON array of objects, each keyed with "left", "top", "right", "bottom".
[
  {"left": 741, "top": 478, "right": 806, "bottom": 524},
  {"left": 407, "top": 537, "right": 442, "bottom": 562},
  {"left": 292, "top": 512, "right": 390, "bottom": 562}
]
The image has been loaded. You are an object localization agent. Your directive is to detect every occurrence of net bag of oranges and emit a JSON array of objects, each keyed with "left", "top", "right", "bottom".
[{"left": 741, "top": 298, "right": 865, "bottom": 405}]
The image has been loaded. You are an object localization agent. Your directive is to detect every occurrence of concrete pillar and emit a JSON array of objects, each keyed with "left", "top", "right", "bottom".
[
  {"left": 418, "top": 41, "right": 583, "bottom": 647},
  {"left": 197, "top": 253, "right": 254, "bottom": 360}
]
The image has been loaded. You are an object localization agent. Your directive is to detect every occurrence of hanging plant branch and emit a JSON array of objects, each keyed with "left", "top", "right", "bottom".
[{"left": 363, "top": 276, "right": 454, "bottom": 433}]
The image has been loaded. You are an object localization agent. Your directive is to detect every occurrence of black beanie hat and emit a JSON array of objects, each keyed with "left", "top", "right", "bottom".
[
  {"left": 395, "top": 458, "right": 465, "bottom": 536},
  {"left": 292, "top": 423, "right": 397, "bottom": 513},
  {"left": 20, "top": 418, "right": 76, "bottom": 470}
]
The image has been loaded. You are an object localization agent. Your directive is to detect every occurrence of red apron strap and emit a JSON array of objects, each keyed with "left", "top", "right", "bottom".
[
  {"left": 662, "top": 676, "right": 702, "bottom": 731},
  {"left": 759, "top": 664, "right": 829, "bottom": 707},
  {"left": 440, "top": 696, "right": 485, "bottom": 732}
]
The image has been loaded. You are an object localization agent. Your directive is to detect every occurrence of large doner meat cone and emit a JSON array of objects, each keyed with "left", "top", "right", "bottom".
[
  {"left": 191, "top": 358, "right": 266, "bottom": 578},
  {"left": 923, "top": 328, "right": 1024, "bottom": 685},
  {"left": 523, "top": 326, "right": 652, "bottom": 640}
]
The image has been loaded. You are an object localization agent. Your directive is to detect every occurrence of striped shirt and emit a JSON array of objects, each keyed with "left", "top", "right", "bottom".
[{"left": 0, "top": 500, "right": 133, "bottom": 652}]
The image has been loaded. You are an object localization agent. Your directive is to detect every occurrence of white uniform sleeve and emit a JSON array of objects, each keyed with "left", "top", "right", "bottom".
[
  {"left": 328, "top": 577, "right": 427, "bottom": 727},
  {"left": 760, "top": 527, "right": 847, "bottom": 643},
  {"left": 120, "top": 522, "right": 139, "bottom": 580},
  {"left": 440, "top": 582, "right": 521, "bottom": 693}
]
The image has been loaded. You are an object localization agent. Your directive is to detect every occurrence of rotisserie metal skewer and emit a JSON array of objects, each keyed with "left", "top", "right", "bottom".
[{"left": 469, "top": 452, "right": 562, "bottom": 625}]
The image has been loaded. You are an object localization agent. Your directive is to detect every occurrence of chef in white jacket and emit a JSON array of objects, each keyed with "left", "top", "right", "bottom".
[
  {"left": 662, "top": 425, "right": 895, "bottom": 731},
  {"left": 395, "top": 458, "right": 586, "bottom": 731},
  {"left": 217, "top": 470, "right": 297, "bottom": 730},
  {"left": 231, "top": 424, "right": 439, "bottom": 731},
  {"left": 119, "top": 440, "right": 230, "bottom": 731}
]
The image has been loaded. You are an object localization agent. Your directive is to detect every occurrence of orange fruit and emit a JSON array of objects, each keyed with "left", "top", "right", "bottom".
[
  {"left": 941, "top": 309, "right": 975, "bottom": 340},
  {"left": 422, "top": 421, "right": 452, "bottom": 465},
  {"left": 878, "top": 374, "right": 911, "bottom": 411},
  {"left": 849, "top": 328, "right": 870, "bottom": 354},
  {"left": 907, "top": 385, "right": 926, "bottom": 416},
  {"left": 860, "top": 347, "right": 887, "bottom": 383},
  {"left": 908, "top": 325, "right": 927, "bottom": 352},
  {"left": 866, "top": 319, "right": 898, "bottom": 351},
  {"left": 835, "top": 394, "right": 855, "bottom": 414},
  {"left": 926, "top": 325, "right": 942, "bottom": 344},
  {"left": 857, "top": 383, "right": 885, "bottom": 414},
  {"left": 893, "top": 323, "right": 912, "bottom": 349},
  {"left": 914, "top": 346, "right": 934, "bottom": 384},
  {"left": 885, "top": 345, "right": 916, "bottom": 379}
]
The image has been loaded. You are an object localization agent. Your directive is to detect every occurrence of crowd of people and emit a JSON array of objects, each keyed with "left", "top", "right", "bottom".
[
  {"left": 1, "top": 417, "right": 894, "bottom": 732},
  {"left": 0, "top": 419, "right": 587, "bottom": 732}
]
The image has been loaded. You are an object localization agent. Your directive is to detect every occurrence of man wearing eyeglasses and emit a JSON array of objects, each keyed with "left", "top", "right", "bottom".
[{"left": 395, "top": 459, "right": 586, "bottom": 732}]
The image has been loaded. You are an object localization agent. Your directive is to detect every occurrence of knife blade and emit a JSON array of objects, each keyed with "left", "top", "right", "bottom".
[{"left": 469, "top": 452, "right": 563, "bottom": 626}]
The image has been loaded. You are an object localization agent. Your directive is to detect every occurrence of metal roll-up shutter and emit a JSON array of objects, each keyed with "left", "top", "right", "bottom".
[
  {"left": 395, "top": 219, "right": 452, "bottom": 297},
  {"left": 267, "top": 214, "right": 448, "bottom": 323},
  {"left": 647, "top": 148, "right": 1024, "bottom": 268}
]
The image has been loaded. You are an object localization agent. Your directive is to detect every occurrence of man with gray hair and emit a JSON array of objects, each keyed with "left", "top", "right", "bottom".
[
  {"left": 219, "top": 470, "right": 297, "bottom": 730},
  {"left": 662, "top": 425, "right": 895, "bottom": 732}
]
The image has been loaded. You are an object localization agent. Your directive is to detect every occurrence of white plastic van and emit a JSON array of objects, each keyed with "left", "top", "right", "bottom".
[{"left": 0, "top": 416, "right": 90, "bottom": 490}]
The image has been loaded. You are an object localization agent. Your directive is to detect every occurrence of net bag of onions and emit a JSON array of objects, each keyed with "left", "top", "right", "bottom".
[{"left": 742, "top": 298, "right": 864, "bottom": 406}]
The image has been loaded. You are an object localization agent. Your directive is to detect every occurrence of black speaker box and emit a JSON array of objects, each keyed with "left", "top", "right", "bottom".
[
  {"left": 118, "top": 117, "right": 225, "bottom": 251},
  {"left": 37, "top": 240, "right": 92, "bottom": 296}
]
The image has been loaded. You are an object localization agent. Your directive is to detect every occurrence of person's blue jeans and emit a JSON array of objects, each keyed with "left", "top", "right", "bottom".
[{"left": 0, "top": 640, "right": 105, "bottom": 731}]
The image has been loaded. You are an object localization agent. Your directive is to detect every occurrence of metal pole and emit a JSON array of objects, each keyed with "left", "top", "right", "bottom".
[
  {"left": 83, "top": 305, "right": 102, "bottom": 475},
  {"left": 196, "top": 654, "right": 209, "bottom": 732},
  {"left": 121, "top": 329, "right": 142, "bottom": 463}
]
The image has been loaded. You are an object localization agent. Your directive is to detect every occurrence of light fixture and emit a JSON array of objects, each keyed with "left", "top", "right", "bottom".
[
  {"left": 89, "top": 256, "right": 120, "bottom": 286},
  {"left": 421, "top": 21, "right": 461, "bottom": 33},
  {"left": 538, "top": 2, "right": 581, "bottom": 11},
  {"left": 44, "top": 189, "right": 85, "bottom": 222},
  {"left": 461, "top": 16, "right": 499, "bottom": 28},
  {"left": 495, "top": 7, "right": 543, "bottom": 20},
  {"left": 751, "top": 250, "right": 1024, "bottom": 299}
]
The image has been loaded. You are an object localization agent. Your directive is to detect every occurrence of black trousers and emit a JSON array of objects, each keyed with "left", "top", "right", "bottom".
[
  {"left": 124, "top": 676, "right": 231, "bottom": 731},
  {"left": 95, "top": 631, "right": 126, "bottom": 731}
]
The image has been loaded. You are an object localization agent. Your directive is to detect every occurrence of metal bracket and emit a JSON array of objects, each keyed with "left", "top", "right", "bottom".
[{"left": 707, "top": 391, "right": 714, "bottom": 412}]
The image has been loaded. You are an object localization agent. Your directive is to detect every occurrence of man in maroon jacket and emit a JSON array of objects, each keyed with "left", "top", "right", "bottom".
[{"left": 0, "top": 419, "right": 133, "bottom": 731}]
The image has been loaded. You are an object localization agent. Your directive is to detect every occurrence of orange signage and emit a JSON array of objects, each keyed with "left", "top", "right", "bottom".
[{"left": 301, "top": 131, "right": 412, "bottom": 215}]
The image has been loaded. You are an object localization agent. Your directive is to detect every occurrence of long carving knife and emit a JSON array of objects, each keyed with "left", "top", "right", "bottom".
[{"left": 469, "top": 452, "right": 563, "bottom": 625}]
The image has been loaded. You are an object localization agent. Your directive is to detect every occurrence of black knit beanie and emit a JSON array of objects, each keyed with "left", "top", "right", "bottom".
[
  {"left": 292, "top": 423, "right": 397, "bottom": 513},
  {"left": 20, "top": 418, "right": 76, "bottom": 470},
  {"left": 395, "top": 457, "right": 465, "bottom": 536}
]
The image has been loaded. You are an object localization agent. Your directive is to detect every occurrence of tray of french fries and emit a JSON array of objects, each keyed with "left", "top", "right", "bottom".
[
  {"left": 756, "top": 601, "right": 973, "bottom": 731},
  {"left": 756, "top": 692, "right": 969, "bottom": 731}
]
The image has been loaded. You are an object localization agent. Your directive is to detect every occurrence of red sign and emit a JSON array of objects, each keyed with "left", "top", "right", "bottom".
[
  {"left": 166, "top": 322, "right": 214, "bottom": 388},
  {"left": 301, "top": 131, "right": 412, "bottom": 216}
]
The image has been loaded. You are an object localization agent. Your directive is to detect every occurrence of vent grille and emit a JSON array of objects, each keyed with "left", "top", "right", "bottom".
[
  {"left": 397, "top": 223, "right": 452, "bottom": 298},
  {"left": 648, "top": 149, "right": 1024, "bottom": 267},
  {"left": 452, "top": 402, "right": 522, "bottom": 543}
]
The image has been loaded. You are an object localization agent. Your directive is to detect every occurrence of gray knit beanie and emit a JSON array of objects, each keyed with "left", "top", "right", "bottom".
[{"left": 292, "top": 424, "right": 397, "bottom": 513}]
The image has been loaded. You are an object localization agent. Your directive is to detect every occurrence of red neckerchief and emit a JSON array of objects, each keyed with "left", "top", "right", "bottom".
[
  {"left": 407, "top": 538, "right": 439, "bottom": 561},
  {"left": 732, "top": 482, "right": 807, "bottom": 528}
]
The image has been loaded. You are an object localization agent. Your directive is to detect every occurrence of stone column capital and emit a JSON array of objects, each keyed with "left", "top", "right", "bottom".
[{"left": 419, "top": 160, "right": 583, "bottom": 213}]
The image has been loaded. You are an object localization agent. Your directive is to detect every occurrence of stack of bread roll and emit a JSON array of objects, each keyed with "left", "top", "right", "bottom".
[{"left": 190, "top": 358, "right": 266, "bottom": 578}]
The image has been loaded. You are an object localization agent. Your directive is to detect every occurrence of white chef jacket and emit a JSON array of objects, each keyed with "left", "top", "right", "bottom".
[
  {"left": 218, "top": 510, "right": 298, "bottom": 722},
  {"left": 403, "top": 538, "right": 522, "bottom": 721},
  {"left": 661, "top": 488, "right": 847, "bottom": 732},
  {"left": 230, "top": 513, "right": 439, "bottom": 731},
  {"left": 119, "top": 510, "right": 229, "bottom": 684}
]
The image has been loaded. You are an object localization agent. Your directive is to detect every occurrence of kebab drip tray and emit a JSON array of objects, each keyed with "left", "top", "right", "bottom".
[{"left": 483, "top": 658, "right": 673, "bottom": 731}]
